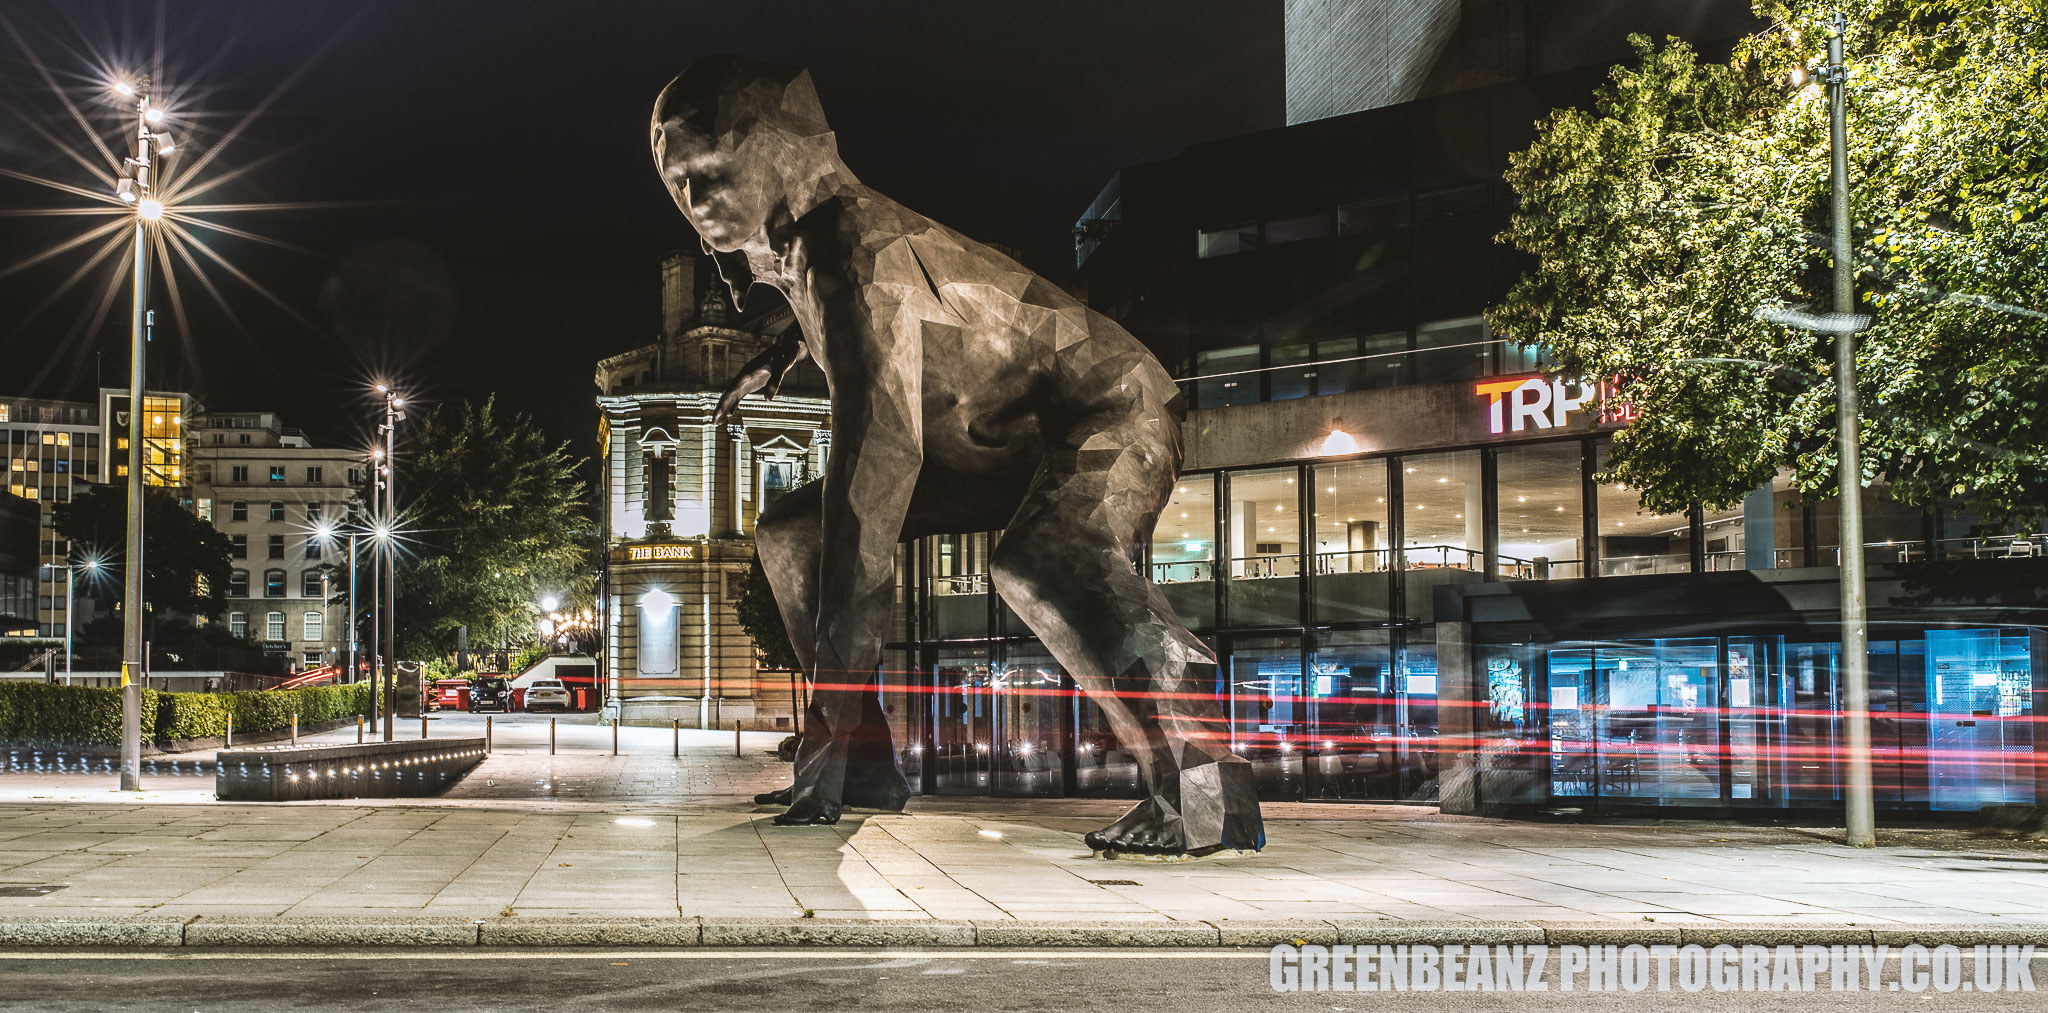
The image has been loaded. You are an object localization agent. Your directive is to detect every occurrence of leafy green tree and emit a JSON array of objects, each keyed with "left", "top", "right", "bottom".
[
  {"left": 732, "top": 553, "right": 801, "bottom": 672},
  {"left": 1491, "top": 1, "right": 2048, "bottom": 522},
  {"left": 52, "top": 486, "right": 232, "bottom": 625},
  {"left": 392, "top": 397, "right": 595, "bottom": 658}
]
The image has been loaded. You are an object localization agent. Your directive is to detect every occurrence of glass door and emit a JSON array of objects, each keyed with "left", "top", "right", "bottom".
[
  {"left": 931, "top": 646, "right": 992, "bottom": 794},
  {"left": 1307, "top": 630, "right": 1395, "bottom": 799},
  {"left": 1227, "top": 636, "right": 1305, "bottom": 800},
  {"left": 991, "top": 642, "right": 1067, "bottom": 797}
]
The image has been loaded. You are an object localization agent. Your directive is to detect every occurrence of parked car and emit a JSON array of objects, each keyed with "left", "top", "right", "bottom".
[
  {"left": 469, "top": 676, "right": 512, "bottom": 713},
  {"left": 524, "top": 678, "right": 571, "bottom": 712},
  {"left": 431, "top": 679, "right": 469, "bottom": 711}
]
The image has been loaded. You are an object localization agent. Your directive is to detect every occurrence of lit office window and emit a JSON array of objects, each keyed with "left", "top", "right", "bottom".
[
  {"left": 1594, "top": 444, "right": 1690, "bottom": 576},
  {"left": 1226, "top": 467, "right": 1300, "bottom": 626},
  {"left": 1311, "top": 458, "right": 1389, "bottom": 623},
  {"left": 1399, "top": 450, "right": 1482, "bottom": 572},
  {"left": 1149, "top": 474, "right": 1215, "bottom": 628},
  {"left": 1496, "top": 441, "right": 1585, "bottom": 579}
]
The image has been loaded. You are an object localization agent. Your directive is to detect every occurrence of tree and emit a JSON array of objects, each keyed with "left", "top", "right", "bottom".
[
  {"left": 732, "top": 553, "right": 801, "bottom": 672},
  {"left": 1490, "top": 2, "right": 2048, "bottom": 522},
  {"left": 392, "top": 397, "right": 595, "bottom": 658},
  {"left": 52, "top": 485, "right": 232, "bottom": 625}
]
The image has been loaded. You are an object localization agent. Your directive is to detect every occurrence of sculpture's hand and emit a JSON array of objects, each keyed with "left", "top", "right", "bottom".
[{"left": 712, "top": 338, "right": 808, "bottom": 431}]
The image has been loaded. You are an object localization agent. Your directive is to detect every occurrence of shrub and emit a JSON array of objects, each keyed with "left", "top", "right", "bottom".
[{"left": 0, "top": 681, "right": 373, "bottom": 747}]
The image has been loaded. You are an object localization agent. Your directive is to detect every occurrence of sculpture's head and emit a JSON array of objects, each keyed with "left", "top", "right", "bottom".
[{"left": 651, "top": 56, "right": 849, "bottom": 252}]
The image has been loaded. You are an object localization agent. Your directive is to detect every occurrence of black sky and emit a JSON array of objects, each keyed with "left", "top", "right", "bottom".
[{"left": 0, "top": 0, "right": 1282, "bottom": 458}]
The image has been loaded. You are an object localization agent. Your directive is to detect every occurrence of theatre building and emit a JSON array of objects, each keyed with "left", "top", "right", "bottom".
[
  {"left": 595, "top": 251, "right": 827, "bottom": 729},
  {"left": 872, "top": 4, "right": 2044, "bottom": 818}
]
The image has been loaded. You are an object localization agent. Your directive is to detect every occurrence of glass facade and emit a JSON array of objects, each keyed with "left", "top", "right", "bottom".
[
  {"left": 886, "top": 432, "right": 2042, "bottom": 814},
  {"left": 1475, "top": 628, "right": 2039, "bottom": 813}
]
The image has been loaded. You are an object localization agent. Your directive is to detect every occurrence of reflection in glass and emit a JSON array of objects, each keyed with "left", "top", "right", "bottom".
[
  {"left": 1308, "top": 630, "right": 1395, "bottom": 799},
  {"left": 1228, "top": 636, "right": 1303, "bottom": 799},
  {"left": 931, "top": 646, "right": 992, "bottom": 794},
  {"left": 992, "top": 643, "right": 1067, "bottom": 797},
  {"left": 1594, "top": 443, "right": 1692, "bottom": 576}
]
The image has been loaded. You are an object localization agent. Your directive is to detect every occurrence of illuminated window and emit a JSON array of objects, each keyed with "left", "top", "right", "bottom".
[
  {"left": 265, "top": 612, "right": 284, "bottom": 640},
  {"left": 269, "top": 466, "right": 285, "bottom": 483},
  {"left": 55, "top": 433, "right": 68, "bottom": 448},
  {"left": 303, "top": 612, "right": 323, "bottom": 640},
  {"left": 41, "top": 433, "right": 54, "bottom": 445},
  {"left": 228, "top": 612, "right": 247, "bottom": 638},
  {"left": 264, "top": 570, "right": 285, "bottom": 598}
]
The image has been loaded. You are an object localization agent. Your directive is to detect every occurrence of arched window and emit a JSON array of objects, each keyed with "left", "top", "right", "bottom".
[
  {"left": 303, "top": 612, "right": 323, "bottom": 641},
  {"left": 228, "top": 569, "right": 249, "bottom": 597},
  {"left": 228, "top": 612, "right": 248, "bottom": 638},
  {"left": 265, "top": 612, "right": 285, "bottom": 640},
  {"left": 264, "top": 569, "right": 286, "bottom": 598}
]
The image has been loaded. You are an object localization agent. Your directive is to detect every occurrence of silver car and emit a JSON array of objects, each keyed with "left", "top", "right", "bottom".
[{"left": 524, "top": 679, "right": 571, "bottom": 712}]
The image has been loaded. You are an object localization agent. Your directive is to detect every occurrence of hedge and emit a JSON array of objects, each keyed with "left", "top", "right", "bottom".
[{"left": 0, "top": 682, "right": 372, "bottom": 748}]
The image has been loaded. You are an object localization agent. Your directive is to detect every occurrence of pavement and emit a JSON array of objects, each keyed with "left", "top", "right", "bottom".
[{"left": 2, "top": 713, "right": 2046, "bottom": 949}]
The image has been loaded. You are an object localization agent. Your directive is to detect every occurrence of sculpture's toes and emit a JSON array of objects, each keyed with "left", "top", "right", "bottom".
[
  {"left": 753, "top": 786, "right": 795, "bottom": 806},
  {"left": 771, "top": 797, "right": 842, "bottom": 826},
  {"left": 1086, "top": 797, "right": 1185, "bottom": 855}
]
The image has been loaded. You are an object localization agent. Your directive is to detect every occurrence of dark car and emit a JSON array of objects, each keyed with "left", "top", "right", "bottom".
[{"left": 469, "top": 676, "right": 512, "bottom": 713}]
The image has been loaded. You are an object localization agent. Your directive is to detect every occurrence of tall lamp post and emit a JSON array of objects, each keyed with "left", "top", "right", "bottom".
[
  {"left": 376, "top": 386, "right": 405, "bottom": 741},
  {"left": 110, "top": 77, "right": 173, "bottom": 792},
  {"left": 58, "top": 557, "right": 100, "bottom": 685},
  {"left": 1823, "top": 13, "right": 1876, "bottom": 849}
]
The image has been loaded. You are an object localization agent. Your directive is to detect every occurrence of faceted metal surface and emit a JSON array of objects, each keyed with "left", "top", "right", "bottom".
[{"left": 653, "top": 56, "right": 1263, "bottom": 855}]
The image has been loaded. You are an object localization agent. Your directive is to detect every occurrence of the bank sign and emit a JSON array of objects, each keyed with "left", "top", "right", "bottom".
[{"left": 1474, "top": 376, "right": 1635, "bottom": 435}]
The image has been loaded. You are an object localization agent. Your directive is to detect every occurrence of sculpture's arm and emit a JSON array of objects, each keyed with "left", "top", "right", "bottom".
[
  {"left": 711, "top": 336, "right": 809, "bottom": 431},
  {"left": 810, "top": 291, "right": 922, "bottom": 692}
]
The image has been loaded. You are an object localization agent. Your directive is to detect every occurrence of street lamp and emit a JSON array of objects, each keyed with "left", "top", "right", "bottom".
[
  {"left": 110, "top": 75, "right": 175, "bottom": 792},
  {"left": 374, "top": 387, "right": 406, "bottom": 741},
  {"left": 1820, "top": 14, "right": 1876, "bottom": 850},
  {"left": 56, "top": 555, "right": 103, "bottom": 685}
]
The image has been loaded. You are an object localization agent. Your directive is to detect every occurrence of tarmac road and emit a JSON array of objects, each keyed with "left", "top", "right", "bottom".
[{"left": 0, "top": 950, "right": 2040, "bottom": 1012}]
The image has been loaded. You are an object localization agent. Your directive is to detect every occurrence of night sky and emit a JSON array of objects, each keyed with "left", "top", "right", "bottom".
[{"left": 0, "top": 1, "right": 1282, "bottom": 462}]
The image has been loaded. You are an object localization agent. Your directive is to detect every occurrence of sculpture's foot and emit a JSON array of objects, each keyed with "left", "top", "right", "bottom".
[
  {"left": 754, "top": 752, "right": 911, "bottom": 811},
  {"left": 770, "top": 797, "right": 843, "bottom": 826},
  {"left": 1085, "top": 757, "right": 1266, "bottom": 857},
  {"left": 1084, "top": 796, "right": 1185, "bottom": 855}
]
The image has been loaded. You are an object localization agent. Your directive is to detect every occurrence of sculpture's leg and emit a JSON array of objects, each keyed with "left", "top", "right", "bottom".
[
  {"left": 752, "top": 483, "right": 909, "bottom": 820},
  {"left": 990, "top": 437, "right": 1264, "bottom": 856}
]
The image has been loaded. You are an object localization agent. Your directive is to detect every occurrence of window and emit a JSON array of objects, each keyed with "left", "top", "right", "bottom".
[
  {"left": 302, "top": 651, "right": 322, "bottom": 669},
  {"left": 1149, "top": 474, "right": 1217, "bottom": 628},
  {"left": 238, "top": 434, "right": 251, "bottom": 445},
  {"left": 0, "top": 405, "right": 7, "bottom": 423},
  {"left": 230, "top": 535, "right": 248, "bottom": 559},
  {"left": 1196, "top": 223, "right": 1259, "bottom": 258},
  {"left": 230, "top": 465, "right": 248, "bottom": 483},
  {"left": 304, "top": 536, "right": 321, "bottom": 561},
  {"left": 228, "top": 612, "right": 247, "bottom": 638},
  {"left": 1194, "top": 344, "right": 1260, "bottom": 409},
  {"left": 306, "top": 466, "right": 323, "bottom": 483},
  {"left": 1399, "top": 450, "right": 1483, "bottom": 575},
  {"left": 303, "top": 569, "right": 324, "bottom": 597},
  {"left": 269, "top": 465, "right": 285, "bottom": 482},
  {"left": 264, "top": 569, "right": 285, "bottom": 597},
  {"left": 265, "top": 612, "right": 284, "bottom": 640},
  {"left": 1412, "top": 317, "right": 1491, "bottom": 386},
  {"left": 1496, "top": 442, "right": 1586, "bottom": 580},
  {"left": 266, "top": 501, "right": 283, "bottom": 521},
  {"left": 1263, "top": 212, "right": 1331, "bottom": 245},
  {"left": 305, "top": 501, "right": 322, "bottom": 523},
  {"left": 1312, "top": 458, "right": 1391, "bottom": 623},
  {"left": 231, "top": 501, "right": 247, "bottom": 521},
  {"left": 347, "top": 467, "right": 361, "bottom": 486},
  {"left": 214, "top": 434, "right": 224, "bottom": 444},
  {"left": 228, "top": 569, "right": 249, "bottom": 597},
  {"left": 267, "top": 534, "right": 285, "bottom": 559},
  {"left": 303, "top": 611, "right": 323, "bottom": 641},
  {"left": 1226, "top": 467, "right": 1303, "bottom": 626},
  {"left": 195, "top": 497, "right": 211, "bottom": 520}
]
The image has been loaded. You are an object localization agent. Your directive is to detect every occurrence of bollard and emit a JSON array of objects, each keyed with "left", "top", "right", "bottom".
[
  {"left": 291, "top": 713, "right": 299, "bottom": 745},
  {"left": 421, "top": 714, "right": 429, "bottom": 740},
  {"left": 225, "top": 712, "right": 234, "bottom": 748},
  {"left": 356, "top": 715, "right": 364, "bottom": 744},
  {"left": 485, "top": 715, "right": 493, "bottom": 753},
  {"left": 612, "top": 719, "right": 619, "bottom": 757},
  {"left": 673, "top": 718, "right": 679, "bottom": 758},
  {"left": 735, "top": 721, "right": 741, "bottom": 758},
  {"left": 549, "top": 718, "right": 556, "bottom": 756}
]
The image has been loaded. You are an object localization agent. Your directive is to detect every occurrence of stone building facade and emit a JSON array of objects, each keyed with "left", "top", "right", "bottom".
[{"left": 595, "top": 251, "right": 828, "bottom": 729}]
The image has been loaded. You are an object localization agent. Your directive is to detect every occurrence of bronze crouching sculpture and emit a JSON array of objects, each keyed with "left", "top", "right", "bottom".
[{"left": 651, "top": 56, "right": 1263, "bottom": 856}]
